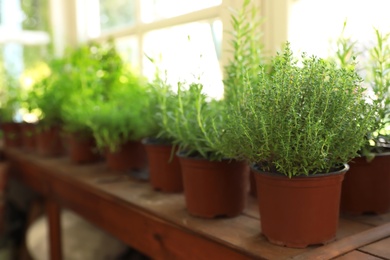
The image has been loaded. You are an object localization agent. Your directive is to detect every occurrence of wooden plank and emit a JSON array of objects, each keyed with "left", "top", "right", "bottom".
[
  {"left": 5, "top": 148, "right": 386, "bottom": 260},
  {"left": 291, "top": 222, "right": 390, "bottom": 260},
  {"left": 360, "top": 237, "right": 390, "bottom": 259},
  {"left": 45, "top": 198, "right": 63, "bottom": 260},
  {"left": 334, "top": 250, "right": 383, "bottom": 260}
]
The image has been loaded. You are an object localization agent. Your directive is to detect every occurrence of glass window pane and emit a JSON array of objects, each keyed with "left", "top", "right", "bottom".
[
  {"left": 115, "top": 36, "right": 138, "bottom": 67},
  {"left": 143, "top": 20, "right": 223, "bottom": 99},
  {"left": 141, "top": 0, "right": 222, "bottom": 23},
  {"left": 99, "top": 0, "right": 135, "bottom": 31},
  {"left": 289, "top": 0, "right": 390, "bottom": 58}
]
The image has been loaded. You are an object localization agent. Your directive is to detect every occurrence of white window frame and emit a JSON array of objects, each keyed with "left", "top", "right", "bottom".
[{"left": 49, "top": 0, "right": 291, "bottom": 74}]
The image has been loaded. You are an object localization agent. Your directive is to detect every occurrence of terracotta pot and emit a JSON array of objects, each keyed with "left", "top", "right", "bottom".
[
  {"left": 143, "top": 140, "right": 183, "bottom": 192},
  {"left": 21, "top": 122, "right": 36, "bottom": 152},
  {"left": 249, "top": 168, "right": 257, "bottom": 197},
  {"left": 0, "top": 163, "right": 9, "bottom": 193},
  {"left": 68, "top": 132, "right": 100, "bottom": 164},
  {"left": 254, "top": 165, "right": 347, "bottom": 248},
  {"left": 105, "top": 140, "right": 148, "bottom": 171},
  {"left": 36, "top": 125, "right": 64, "bottom": 157},
  {"left": 341, "top": 154, "right": 390, "bottom": 215},
  {"left": 178, "top": 155, "right": 249, "bottom": 218},
  {"left": 1, "top": 122, "right": 22, "bottom": 148}
]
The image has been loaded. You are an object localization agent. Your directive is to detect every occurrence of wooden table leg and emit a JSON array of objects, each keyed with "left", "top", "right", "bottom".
[{"left": 45, "top": 199, "right": 62, "bottom": 260}]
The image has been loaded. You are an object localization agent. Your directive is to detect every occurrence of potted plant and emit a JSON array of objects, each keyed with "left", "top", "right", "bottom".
[
  {"left": 32, "top": 57, "right": 74, "bottom": 157},
  {"left": 87, "top": 67, "right": 150, "bottom": 172},
  {"left": 223, "top": 0, "right": 265, "bottom": 197},
  {"left": 0, "top": 70, "right": 22, "bottom": 148},
  {"left": 141, "top": 70, "right": 184, "bottom": 193},
  {"left": 221, "top": 44, "right": 375, "bottom": 248},
  {"left": 340, "top": 28, "right": 390, "bottom": 214},
  {"left": 161, "top": 81, "right": 249, "bottom": 218},
  {"left": 61, "top": 42, "right": 124, "bottom": 164}
]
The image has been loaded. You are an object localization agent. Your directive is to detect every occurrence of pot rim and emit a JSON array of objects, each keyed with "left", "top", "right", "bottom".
[
  {"left": 251, "top": 163, "right": 349, "bottom": 179},
  {"left": 141, "top": 137, "right": 174, "bottom": 146}
]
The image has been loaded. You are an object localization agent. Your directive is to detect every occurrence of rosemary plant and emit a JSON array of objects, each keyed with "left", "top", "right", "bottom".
[
  {"left": 224, "top": 0, "right": 265, "bottom": 105},
  {"left": 160, "top": 81, "right": 227, "bottom": 161},
  {"left": 222, "top": 43, "right": 375, "bottom": 178},
  {"left": 365, "top": 29, "right": 390, "bottom": 152}
]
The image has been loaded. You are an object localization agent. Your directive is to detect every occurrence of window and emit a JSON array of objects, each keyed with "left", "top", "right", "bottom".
[
  {"left": 79, "top": 0, "right": 234, "bottom": 98},
  {"left": 288, "top": 0, "right": 390, "bottom": 58}
]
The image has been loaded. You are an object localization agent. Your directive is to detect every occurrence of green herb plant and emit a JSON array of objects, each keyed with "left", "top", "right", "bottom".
[
  {"left": 87, "top": 67, "right": 151, "bottom": 152},
  {"left": 224, "top": 0, "right": 265, "bottom": 105},
  {"left": 365, "top": 29, "right": 390, "bottom": 152},
  {"left": 61, "top": 41, "right": 126, "bottom": 136},
  {"left": 222, "top": 43, "right": 375, "bottom": 178},
  {"left": 160, "top": 80, "right": 227, "bottom": 161}
]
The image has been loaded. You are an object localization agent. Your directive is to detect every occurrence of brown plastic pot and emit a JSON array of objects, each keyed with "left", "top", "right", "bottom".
[
  {"left": 1, "top": 122, "right": 22, "bottom": 148},
  {"left": 249, "top": 168, "right": 257, "bottom": 197},
  {"left": 341, "top": 154, "right": 390, "bottom": 215},
  {"left": 21, "top": 122, "right": 36, "bottom": 152},
  {"left": 254, "top": 165, "right": 347, "bottom": 248},
  {"left": 178, "top": 154, "right": 249, "bottom": 218},
  {"left": 36, "top": 125, "right": 64, "bottom": 157},
  {"left": 68, "top": 132, "right": 100, "bottom": 164},
  {"left": 143, "top": 140, "right": 183, "bottom": 192},
  {"left": 105, "top": 140, "right": 148, "bottom": 172}
]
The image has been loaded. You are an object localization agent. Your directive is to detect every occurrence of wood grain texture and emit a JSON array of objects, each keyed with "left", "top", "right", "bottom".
[
  {"left": 291, "top": 222, "right": 390, "bottom": 260},
  {"left": 4, "top": 148, "right": 390, "bottom": 260},
  {"left": 360, "top": 237, "right": 390, "bottom": 259},
  {"left": 334, "top": 250, "right": 383, "bottom": 260},
  {"left": 46, "top": 198, "right": 63, "bottom": 260}
]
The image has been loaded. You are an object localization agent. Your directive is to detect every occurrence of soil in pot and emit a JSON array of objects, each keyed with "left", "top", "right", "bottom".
[
  {"left": 254, "top": 165, "right": 347, "bottom": 248},
  {"left": 105, "top": 140, "right": 148, "bottom": 172},
  {"left": 36, "top": 125, "right": 65, "bottom": 157},
  {"left": 1, "top": 122, "right": 22, "bottom": 148},
  {"left": 68, "top": 132, "right": 101, "bottom": 164},
  {"left": 143, "top": 139, "right": 183, "bottom": 193},
  {"left": 341, "top": 154, "right": 390, "bottom": 215},
  {"left": 178, "top": 154, "right": 249, "bottom": 218}
]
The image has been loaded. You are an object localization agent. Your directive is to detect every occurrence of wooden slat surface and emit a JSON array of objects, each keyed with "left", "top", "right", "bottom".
[
  {"left": 291, "top": 222, "right": 390, "bottom": 260},
  {"left": 335, "top": 250, "right": 383, "bottom": 260},
  {"left": 5, "top": 148, "right": 390, "bottom": 260},
  {"left": 360, "top": 237, "right": 390, "bottom": 259}
]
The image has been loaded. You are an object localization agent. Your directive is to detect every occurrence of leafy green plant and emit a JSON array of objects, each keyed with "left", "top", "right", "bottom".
[
  {"left": 365, "top": 28, "right": 390, "bottom": 152},
  {"left": 329, "top": 21, "right": 360, "bottom": 69},
  {"left": 31, "top": 57, "right": 74, "bottom": 127},
  {"left": 87, "top": 68, "right": 151, "bottom": 152},
  {"left": 221, "top": 43, "right": 375, "bottom": 178},
  {"left": 0, "top": 63, "right": 22, "bottom": 122},
  {"left": 224, "top": 0, "right": 265, "bottom": 105},
  {"left": 61, "top": 41, "right": 126, "bottom": 135},
  {"left": 160, "top": 81, "right": 227, "bottom": 160}
]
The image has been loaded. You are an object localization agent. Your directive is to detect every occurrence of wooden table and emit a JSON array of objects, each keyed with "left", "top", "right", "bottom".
[{"left": 4, "top": 148, "right": 390, "bottom": 260}]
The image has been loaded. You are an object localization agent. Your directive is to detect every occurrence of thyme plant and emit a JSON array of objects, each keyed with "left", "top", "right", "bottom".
[{"left": 222, "top": 43, "right": 375, "bottom": 178}]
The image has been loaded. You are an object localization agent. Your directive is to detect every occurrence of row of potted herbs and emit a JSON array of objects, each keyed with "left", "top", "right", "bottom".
[{"left": 1, "top": 1, "right": 390, "bottom": 249}]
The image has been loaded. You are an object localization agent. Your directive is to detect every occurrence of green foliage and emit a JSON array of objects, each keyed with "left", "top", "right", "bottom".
[
  {"left": 33, "top": 57, "right": 72, "bottom": 126},
  {"left": 329, "top": 21, "right": 360, "bottom": 69},
  {"left": 160, "top": 81, "right": 227, "bottom": 160},
  {"left": 222, "top": 43, "right": 375, "bottom": 177},
  {"left": 224, "top": 0, "right": 265, "bottom": 105},
  {"left": 365, "top": 29, "right": 390, "bottom": 150},
  {"left": 0, "top": 63, "right": 22, "bottom": 122},
  {"left": 86, "top": 68, "right": 151, "bottom": 152},
  {"left": 61, "top": 41, "right": 128, "bottom": 134}
]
